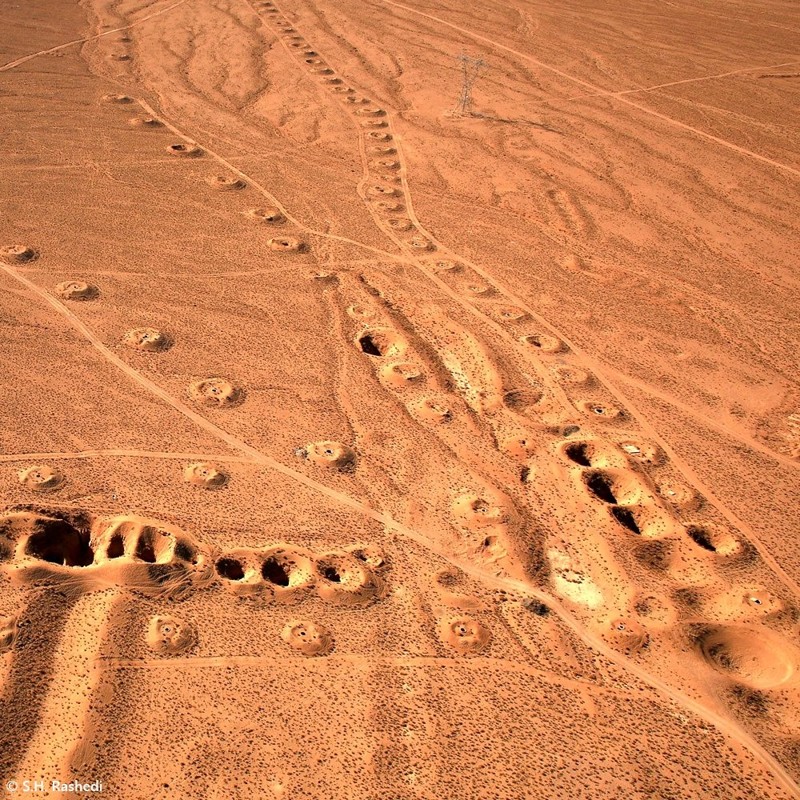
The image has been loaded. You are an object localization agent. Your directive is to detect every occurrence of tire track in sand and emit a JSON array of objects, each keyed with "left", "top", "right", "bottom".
[
  {"left": 371, "top": 0, "right": 800, "bottom": 179},
  {"left": 244, "top": 0, "right": 575, "bottom": 410},
  {"left": 5, "top": 8, "right": 797, "bottom": 791},
  {"left": 0, "top": 450, "right": 255, "bottom": 464},
  {"left": 6, "top": 246, "right": 798, "bottom": 800},
  {"left": 133, "top": 98, "right": 412, "bottom": 264},
  {"left": 0, "top": 0, "right": 191, "bottom": 73},
  {"left": 245, "top": 0, "right": 800, "bottom": 601},
  {"left": 566, "top": 60, "right": 800, "bottom": 101},
  {"left": 237, "top": 31, "right": 800, "bottom": 791}
]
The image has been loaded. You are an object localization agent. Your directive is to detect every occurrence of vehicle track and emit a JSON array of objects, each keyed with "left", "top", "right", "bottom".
[
  {"left": 0, "top": 0, "right": 191, "bottom": 73},
  {"left": 372, "top": 0, "right": 800, "bottom": 179},
  {"left": 4, "top": 2, "right": 799, "bottom": 792},
  {"left": 246, "top": 0, "right": 800, "bottom": 600},
  {"left": 566, "top": 59, "right": 800, "bottom": 101},
  {"left": 598, "top": 361, "right": 800, "bottom": 471},
  {"left": 9, "top": 248, "right": 799, "bottom": 794},
  {"left": 0, "top": 449, "right": 254, "bottom": 464}
]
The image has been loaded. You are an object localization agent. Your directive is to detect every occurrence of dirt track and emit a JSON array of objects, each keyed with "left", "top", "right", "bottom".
[{"left": 1, "top": 0, "right": 799, "bottom": 796}]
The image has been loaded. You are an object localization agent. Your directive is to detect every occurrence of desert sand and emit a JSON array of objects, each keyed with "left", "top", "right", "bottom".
[{"left": 1, "top": 0, "right": 799, "bottom": 796}]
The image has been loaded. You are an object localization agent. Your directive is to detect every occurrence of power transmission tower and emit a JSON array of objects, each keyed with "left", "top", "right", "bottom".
[{"left": 455, "top": 53, "right": 488, "bottom": 115}]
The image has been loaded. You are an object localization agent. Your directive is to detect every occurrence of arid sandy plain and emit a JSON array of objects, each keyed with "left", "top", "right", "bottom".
[{"left": 1, "top": 0, "right": 799, "bottom": 797}]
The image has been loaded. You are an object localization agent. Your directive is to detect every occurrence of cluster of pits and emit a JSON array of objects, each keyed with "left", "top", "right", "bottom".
[
  {"left": 214, "top": 544, "right": 386, "bottom": 607},
  {"left": 0, "top": 509, "right": 210, "bottom": 598}
]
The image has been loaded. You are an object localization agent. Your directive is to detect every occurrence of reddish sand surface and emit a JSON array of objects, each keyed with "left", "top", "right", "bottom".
[{"left": 1, "top": 0, "right": 799, "bottom": 797}]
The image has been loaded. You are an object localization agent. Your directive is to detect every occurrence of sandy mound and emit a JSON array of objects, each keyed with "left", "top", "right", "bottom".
[
  {"left": 371, "top": 159, "right": 400, "bottom": 172},
  {"left": 495, "top": 306, "right": 529, "bottom": 322},
  {"left": 260, "top": 546, "right": 316, "bottom": 600},
  {"left": 582, "top": 468, "right": 644, "bottom": 506},
  {"left": 205, "top": 175, "right": 246, "bottom": 191},
  {"left": 499, "top": 435, "right": 536, "bottom": 460},
  {"left": 379, "top": 361, "right": 425, "bottom": 388},
  {"left": 368, "top": 184, "right": 400, "bottom": 198},
  {"left": 302, "top": 441, "right": 356, "bottom": 471},
  {"left": 742, "top": 589, "right": 785, "bottom": 616},
  {"left": 410, "top": 396, "right": 453, "bottom": 424},
  {"left": 356, "top": 328, "right": 407, "bottom": 358},
  {"left": 552, "top": 364, "right": 593, "bottom": 387},
  {"left": 166, "top": 143, "right": 203, "bottom": 157},
  {"left": 0, "top": 615, "right": 18, "bottom": 654},
  {"left": 183, "top": 462, "right": 228, "bottom": 489},
  {"left": 374, "top": 200, "right": 404, "bottom": 212},
  {"left": 128, "top": 116, "right": 162, "bottom": 127},
  {"left": 0, "top": 244, "right": 38, "bottom": 264},
  {"left": 0, "top": 508, "right": 92, "bottom": 567},
  {"left": 633, "top": 594, "right": 677, "bottom": 627},
  {"left": 502, "top": 388, "right": 544, "bottom": 414},
  {"left": 122, "top": 327, "right": 171, "bottom": 352},
  {"left": 355, "top": 107, "right": 386, "bottom": 117},
  {"left": 188, "top": 378, "right": 243, "bottom": 408},
  {"left": 520, "top": 333, "right": 564, "bottom": 353},
  {"left": 433, "top": 260, "right": 461, "bottom": 272},
  {"left": 406, "top": 235, "right": 435, "bottom": 251},
  {"left": 437, "top": 616, "right": 491, "bottom": 655},
  {"left": 96, "top": 515, "right": 207, "bottom": 569},
  {"left": 346, "top": 303, "right": 377, "bottom": 320},
  {"left": 101, "top": 93, "right": 133, "bottom": 103},
  {"left": 561, "top": 439, "right": 622, "bottom": 469},
  {"left": 465, "top": 283, "right": 494, "bottom": 297},
  {"left": 1, "top": 509, "right": 211, "bottom": 598},
  {"left": 684, "top": 523, "right": 744, "bottom": 558},
  {"left": 452, "top": 490, "right": 514, "bottom": 531},
  {"left": 97, "top": 520, "right": 158, "bottom": 565},
  {"left": 605, "top": 618, "right": 650, "bottom": 654},
  {"left": 55, "top": 280, "right": 98, "bottom": 300},
  {"left": 18, "top": 466, "right": 64, "bottom": 493},
  {"left": 658, "top": 482, "right": 704, "bottom": 511},
  {"left": 609, "top": 504, "right": 677, "bottom": 539},
  {"left": 620, "top": 440, "right": 664, "bottom": 466},
  {"left": 215, "top": 543, "right": 382, "bottom": 606},
  {"left": 314, "top": 551, "right": 384, "bottom": 606},
  {"left": 344, "top": 544, "right": 387, "bottom": 571},
  {"left": 267, "top": 237, "right": 303, "bottom": 252},
  {"left": 577, "top": 400, "right": 624, "bottom": 419},
  {"left": 697, "top": 625, "right": 797, "bottom": 689},
  {"left": 711, "top": 587, "right": 787, "bottom": 620},
  {"left": 214, "top": 548, "right": 272, "bottom": 601},
  {"left": 281, "top": 620, "right": 333, "bottom": 656},
  {"left": 146, "top": 615, "right": 196, "bottom": 654},
  {"left": 244, "top": 207, "right": 283, "bottom": 223}
]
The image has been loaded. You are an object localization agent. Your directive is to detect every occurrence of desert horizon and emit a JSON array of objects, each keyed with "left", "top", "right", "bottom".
[{"left": 1, "top": 0, "right": 799, "bottom": 797}]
